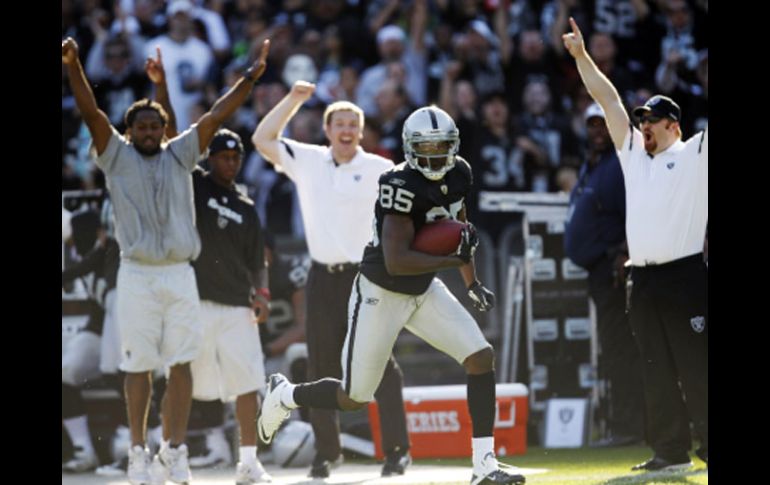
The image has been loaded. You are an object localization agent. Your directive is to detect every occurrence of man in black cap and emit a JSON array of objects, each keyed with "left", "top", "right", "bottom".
[
  {"left": 563, "top": 18, "right": 707, "bottom": 472},
  {"left": 189, "top": 128, "right": 273, "bottom": 484}
]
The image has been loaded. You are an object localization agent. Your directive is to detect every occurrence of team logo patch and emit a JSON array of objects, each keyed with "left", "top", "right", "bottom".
[
  {"left": 354, "top": 174, "right": 362, "bottom": 182},
  {"left": 365, "top": 297, "right": 379, "bottom": 305},
  {"left": 440, "top": 184, "right": 448, "bottom": 194},
  {"left": 217, "top": 215, "right": 229, "bottom": 229},
  {"left": 125, "top": 349, "right": 131, "bottom": 359},
  {"left": 690, "top": 316, "right": 705, "bottom": 333},
  {"left": 559, "top": 408, "right": 574, "bottom": 424},
  {"left": 389, "top": 178, "right": 406, "bottom": 186},
  {"left": 666, "top": 162, "right": 675, "bottom": 169}
]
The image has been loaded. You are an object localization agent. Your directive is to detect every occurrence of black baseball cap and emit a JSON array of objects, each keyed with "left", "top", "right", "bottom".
[
  {"left": 632, "top": 95, "right": 681, "bottom": 122},
  {"left": 70, "top": 210, "right": 101, "bottom": 257},
  {"left": 209, "top": 129, "right": 244, "bottom": 155}
]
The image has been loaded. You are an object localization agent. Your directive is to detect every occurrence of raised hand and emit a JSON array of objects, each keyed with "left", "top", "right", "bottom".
[
  {"left": 245, "top": 38, "right": 271, "bottom": 81},
  {"left": 561, "top": 17, "right": 586, "bottom": 59},
  {"left": 62, "top": 37, "right": 79, "bottom": 65},
  {"left": 145, "top": 47, "right": 165, "bottom": 85},
  {"left": 290, "top": 80, "right": 316, "bottom": 102}
]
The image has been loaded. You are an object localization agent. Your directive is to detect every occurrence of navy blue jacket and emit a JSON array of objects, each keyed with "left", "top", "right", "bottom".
[{"left": 564, "top": 150, "right": 626, "bottom": 270}]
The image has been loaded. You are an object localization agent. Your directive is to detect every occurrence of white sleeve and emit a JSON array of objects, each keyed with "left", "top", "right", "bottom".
[
  {"left": 698, "top": 126, "right": 708, "bottom": 160},
  {"left": 197, "top": 9, "right": 230, "bottom": 51},
  {"left": 90, "top": 127, "right": 125, "bottom": 174},
  {"left": 616, "top": 124, "right": 644, "bottom": 175},
  {"left": 275, "top": 139, "right": 327, "bottom": 181}
]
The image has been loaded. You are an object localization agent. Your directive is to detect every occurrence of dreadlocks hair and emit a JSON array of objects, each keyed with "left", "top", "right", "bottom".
[{"left": 124, "top": 99, "right": 169, "bottom": 128}]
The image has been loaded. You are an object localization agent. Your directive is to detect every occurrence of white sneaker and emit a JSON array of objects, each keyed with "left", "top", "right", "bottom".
[
  {"left": 158, "top": 443, "right": 192, "bottom": 484},
  {"left": 111, "top": 425, "right": 131, "bottom": 461},
  {"left": 62, "top": 446, "right": 98, "bottom": 473},
  {"left": 236, "top": 460, "right": 273, "bottom": 484},
  {"left": 471, "top": 452, "right": 526, "bottom": 485},
  {"left": 127, "top": 445, "right": 152, "bottom": 485},
  {"left": 149, "top": 454, "right": 167, "bottom": 485},
  {"left": 258, "top": 374, "right": 292, "bottom": 444},
  {"left": 189, "top": 427, "right": 232, "bottom": 468},
  {"left": 95, "top": 455, "right": 128, "bottom": 477}
]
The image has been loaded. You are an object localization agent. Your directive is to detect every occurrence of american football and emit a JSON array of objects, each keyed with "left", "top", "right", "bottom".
[{"left": 411, "top": 219, "right": 466, "bottom": 256}]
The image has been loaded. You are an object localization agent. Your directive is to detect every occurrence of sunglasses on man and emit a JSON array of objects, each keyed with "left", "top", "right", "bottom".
[{"left": 639, "top": 115, "right": 664, "bottom": 124}]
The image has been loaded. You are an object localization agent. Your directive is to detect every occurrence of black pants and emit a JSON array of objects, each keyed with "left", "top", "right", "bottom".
[
  {"left": 588, "top": 256, "right": 644, "bottom": 439},
  {"left": 305, "top": 264, "right": 409, "bottom": 461},
  {"left": 628, "top": 253, "right": 708, "bottom": 459}
]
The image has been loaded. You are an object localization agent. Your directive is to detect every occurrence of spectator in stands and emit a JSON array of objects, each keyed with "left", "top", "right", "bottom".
[
  {"left": 503, "top": 29, "right": 561, "bottom": 114},
  {"left": 514, "top": 78, "right": 580, "bottom": 192},
  {"left": 145, "top": 0, "right": 215, "bottom": 130},
  {"left": 87, "top": 34, "right": 149, "bottom": 133},
  {"left": 356, "top": 2, "right": 427, "bottom": 118},
  {"left": 374, "top": 79, "right": 413, "bottom": 163}
]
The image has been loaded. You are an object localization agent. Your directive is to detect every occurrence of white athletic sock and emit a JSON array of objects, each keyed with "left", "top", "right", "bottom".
[
  {"left": 472, "top": 436, "right": 495, "bottom": 473},
  {"left": 281, "top": 383, "right": 298, "bottom": 408},
  {"left": 239, "top": 446, "right": 257, "bottom": 464},
  {"left": 63, "top": 415, "right": 95, "bottom": 453}
]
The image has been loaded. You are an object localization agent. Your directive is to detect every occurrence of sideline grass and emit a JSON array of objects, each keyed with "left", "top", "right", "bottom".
[{"left": 418, "top": 446, "right": 708, "bottom": 485}]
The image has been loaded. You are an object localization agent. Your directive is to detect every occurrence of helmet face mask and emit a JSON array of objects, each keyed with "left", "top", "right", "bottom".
[{"left": 403, "top": 107, "right": 460, "bottom": 181}]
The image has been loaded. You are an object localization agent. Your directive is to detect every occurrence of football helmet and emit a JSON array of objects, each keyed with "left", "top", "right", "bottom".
[{"left": 402, "top": 106, "right": 460, "bottom": 181}]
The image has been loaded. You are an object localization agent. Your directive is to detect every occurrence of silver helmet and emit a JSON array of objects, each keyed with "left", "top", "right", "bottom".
[{"left": 402, "top": 106, "right": 460, "bottom": 181}]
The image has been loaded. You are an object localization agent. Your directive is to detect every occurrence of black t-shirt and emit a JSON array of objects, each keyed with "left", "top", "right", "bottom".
[
  {"left": 360, "top": 158, "right": 472, "bottom": 295},
  {"left": 192, "top": 168, "right": 264, "bottom": 307},
  {"left": 259, "top": 251, "right": 310, "bottom": 349}
]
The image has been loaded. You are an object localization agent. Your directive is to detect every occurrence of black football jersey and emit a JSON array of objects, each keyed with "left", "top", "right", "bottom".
[
  {"left": 259, "top": 251, "right": 310, "bottom": 349},
  {"left": 192, "top": 168, "right": 265, "bottom": 307},
  {"left": 360, "top": 157, "right": 473, "bottom": 295}
]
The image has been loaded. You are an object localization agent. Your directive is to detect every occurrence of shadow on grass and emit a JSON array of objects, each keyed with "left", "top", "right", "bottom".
[{"left": 600, "top": 467, "right": 708, "bottom": 484}]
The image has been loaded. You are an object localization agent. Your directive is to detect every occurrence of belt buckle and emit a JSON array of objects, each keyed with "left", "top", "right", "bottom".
[
  {"left": 328, "top": 263, "right": 343, "bottom": 273},
  {"left": 644, "top": 260, "right": 657, "bottom": 266}
]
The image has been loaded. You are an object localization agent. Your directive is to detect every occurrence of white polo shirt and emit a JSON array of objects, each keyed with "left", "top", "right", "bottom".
[
  {"left": 618, "top": 126, "right": 708, "bottom": 265},
  {"left": 275, "top": 139, "right": 393, "bottom": 264}
]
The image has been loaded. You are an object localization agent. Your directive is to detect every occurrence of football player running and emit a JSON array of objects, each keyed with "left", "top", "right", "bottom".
[{"left": 257, "top": 106, "right": 526, "bottom": 485}]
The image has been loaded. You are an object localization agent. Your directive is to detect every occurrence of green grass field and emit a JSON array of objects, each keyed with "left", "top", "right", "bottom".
[{"left": 421, "top": 446, "right": 708, "bottom": 485}]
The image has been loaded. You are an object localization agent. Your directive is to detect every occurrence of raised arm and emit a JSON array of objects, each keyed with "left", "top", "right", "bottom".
[
  {"left": 62, "top": 37, "right": 113, "bottom": 155},
  {"left": 145, "top": 46, "right": 178, "bottom": 139},
  {"left": 251, "top": 80, "right": 315, "bottom": 166},
  {"left": 195, "top": 39, "right": 271, "bottom": 153},
  {"left": 562, "top": 18, "right": 629, "bottom": 150}
]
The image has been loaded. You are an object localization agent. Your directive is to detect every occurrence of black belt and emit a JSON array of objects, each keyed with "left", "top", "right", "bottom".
[
  {"left": 632, "top": 253, "right": 703, "bottom": 270},
  {"left": 312, "top": 260, "right": 360, "bottom": 274}
]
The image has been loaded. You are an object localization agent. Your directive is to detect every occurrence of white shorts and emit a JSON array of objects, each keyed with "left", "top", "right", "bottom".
[
  {"left": 117, "top": 261, "right": 202, "bottom": 373},
  {"left": 342, "top": 273, "right": 491, "bottom": 403},
  {"left": 99, "top": 289, "right": 121, "bottom": 374},
  {"left": 191, "top": 300, "right": 266, "bottom": 402},
  {"left": 62, "top": 330, "right": 101, "bottom": 386}
]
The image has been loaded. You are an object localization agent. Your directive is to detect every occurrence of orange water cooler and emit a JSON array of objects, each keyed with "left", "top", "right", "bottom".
[{"left": 368, "top": 384, "right": 528, "bottom": 459}]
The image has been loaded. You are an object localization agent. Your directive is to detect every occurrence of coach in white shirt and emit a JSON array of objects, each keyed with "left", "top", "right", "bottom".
[
  {"left": 252, "top": 81, "right": 411, "bottom": 478},
  {"left": 563, "top": 18, "right": 707, "bottom": 472}
]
